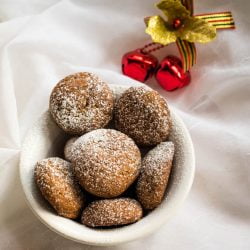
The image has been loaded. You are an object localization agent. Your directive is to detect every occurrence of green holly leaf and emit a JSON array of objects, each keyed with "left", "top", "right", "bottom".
[
  {"left": 145, "top": 15, "right": 177, "bottom": 45},
  {"left": 180, "top": 17, "right": 217, "bottom": 43},
  {"left": 157, "top": 0, "right": 190, "bottom": 22}
]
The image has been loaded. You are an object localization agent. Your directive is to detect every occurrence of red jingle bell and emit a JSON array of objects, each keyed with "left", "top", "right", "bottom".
[
  {"left": 122, "top": 50, "right": 158, "bottom": 82},
  {"left": 155, "top": 55, "right": 191, "bottom": 91}
]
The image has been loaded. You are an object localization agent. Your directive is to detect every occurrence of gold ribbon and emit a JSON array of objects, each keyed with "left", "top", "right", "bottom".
[
  {"left": 196, "top": 11, "right": 235, "bottom": 30},
  {"left": 177, "top": 0, "right": 196, "bottom": 72}
]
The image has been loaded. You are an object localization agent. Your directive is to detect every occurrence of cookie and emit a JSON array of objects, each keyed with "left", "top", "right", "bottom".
[
  {"left": 114, "top": 87, "right": 172, "bottom": 146},
  {"left": 136, "top": 142, "right": 174, "bottom": 210},
  {"left": 50, "top": 72, "right": 114, "bottom": 135},
  {"left": 73, "top": 129, "right": 141, "bottom": 198},
  {"left": 34, "top": 157, "right": 84, "bottom": 219},
  {"left": 81, "top": 198, "right": 143, "bottom": 227},
  {"left": 64, "top": 137, "right": 78, "bottom": 162}
]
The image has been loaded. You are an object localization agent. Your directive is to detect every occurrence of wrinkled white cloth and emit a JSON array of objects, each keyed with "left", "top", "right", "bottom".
[{"left": 0, "top": 0, "right": 249, "bottom": 249}]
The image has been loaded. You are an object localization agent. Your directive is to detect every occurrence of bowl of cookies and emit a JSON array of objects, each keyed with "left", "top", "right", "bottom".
[{"left": 20, "top": 71, "right": 195, "bottom": 246}]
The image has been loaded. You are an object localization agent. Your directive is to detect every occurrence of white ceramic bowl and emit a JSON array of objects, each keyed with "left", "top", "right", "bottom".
[{"left": 19, "top": 82, "right": 195, "bottom": 246}]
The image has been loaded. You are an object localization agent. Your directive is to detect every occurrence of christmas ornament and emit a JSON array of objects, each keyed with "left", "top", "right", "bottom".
[
  {"left": 145, "top": 0, "right": 217, "bottom": 46},
  {"left": 121, "top": 0, "right": 235, "bottom": 91},
  {"left": 145, "top": 0, "right": 235, "bottom": 72},
  {"left": 122, "top": 49, "right": 158, "bottom": 82},
  {"left": 155, "top": 55, "right": 191, "bottom": 91}
]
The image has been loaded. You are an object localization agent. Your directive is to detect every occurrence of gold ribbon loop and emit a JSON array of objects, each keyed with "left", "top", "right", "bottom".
[{"left": 181, "top": 0, "right": 193, "bottom": 16}]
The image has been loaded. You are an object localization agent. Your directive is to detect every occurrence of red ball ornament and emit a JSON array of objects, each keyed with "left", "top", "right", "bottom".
[
  {"left": 155, "top": 55, "right": 191, "bottom": 91},
  {"left": 122, "top": 50, "right": 158, "bottom": 82},
  {"left": 172, "top": 18, "right": 182, "bottom": 29}
]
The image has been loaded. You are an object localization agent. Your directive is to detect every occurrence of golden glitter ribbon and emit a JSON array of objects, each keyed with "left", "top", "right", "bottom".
[{"left": 145, "top": 0, "right": 235, "bottom": 72}]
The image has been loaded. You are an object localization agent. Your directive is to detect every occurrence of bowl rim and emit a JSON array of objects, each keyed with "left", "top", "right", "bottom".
[{"left": 19, "top": 85, "right": 195, "bottom": 246}]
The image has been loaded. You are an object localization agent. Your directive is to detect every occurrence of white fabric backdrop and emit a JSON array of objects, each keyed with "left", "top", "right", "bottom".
[{"left": 0, "top": 0, "right": 249, "bottom": 249}]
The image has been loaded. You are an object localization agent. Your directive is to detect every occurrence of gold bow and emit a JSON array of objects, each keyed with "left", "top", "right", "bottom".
[{"left": 146, "top": 0, "right": 217, "bottom": 45}]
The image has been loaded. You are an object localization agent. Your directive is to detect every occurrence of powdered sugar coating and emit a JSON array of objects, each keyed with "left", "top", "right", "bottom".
[
  {"left": 50, "top": 72, "right": 114, "bottom": 135},
  {"left": 114, "top": 87, "right": 172, "bottom": 146},
  {"left": 136, "top": 142, "right": 174, "bottom": 210},
  {"left": 34, "top": 157, "right": 84, "bottom": 219},
  {"left": 64, "top": 137, "right": 78, "bottom": 162},
  {"left": 81, "top": 198, "right": 143, "bottom": 227},
  {"left": 73, "top": 129, "right": 141, "bottom": 198}
]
